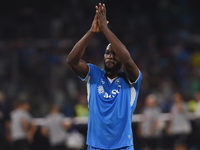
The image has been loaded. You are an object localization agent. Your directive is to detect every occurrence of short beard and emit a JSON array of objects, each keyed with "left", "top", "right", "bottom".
[{"left": 104, "top": 61, "right": 122, "bottom": 75}]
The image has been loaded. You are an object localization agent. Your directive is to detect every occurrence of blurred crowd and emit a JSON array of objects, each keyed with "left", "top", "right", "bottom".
[{"left": 0, "top": 0, "right": 200, "bottom": 150}]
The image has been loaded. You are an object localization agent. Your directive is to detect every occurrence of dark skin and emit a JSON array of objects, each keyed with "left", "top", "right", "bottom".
[{"left": 67, "top": 3, "right": 139, "bottom": 82}]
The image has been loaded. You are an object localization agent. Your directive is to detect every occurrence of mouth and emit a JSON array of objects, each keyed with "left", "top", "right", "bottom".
[
  {"left": 106, "top": 62, "right": 114, "bottom": 65},
  {"left": 105, "top": 60, "right": 115, "bottom": 64},
  {"left": 105, "top": 61, "right": 115, "bottom": 68},
  {"left": 104, "top": 61, "right": 122, "bottom": 73}
]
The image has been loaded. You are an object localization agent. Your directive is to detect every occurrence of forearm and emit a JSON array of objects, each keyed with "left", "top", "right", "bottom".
[
  {"left": 29, "top": 123, "right": 37, "bottom": 136},
  {"left": 40, "top": 127, "right": 49, "bottom": 137},
  {"left": 102, "top": 28, "right": 131, "bottom": 64},
  {"left": 67, "top": 30, "right": 95, "bottom": 65}
]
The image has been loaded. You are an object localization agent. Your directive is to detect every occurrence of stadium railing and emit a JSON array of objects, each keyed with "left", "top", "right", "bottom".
[{"left": 32, "top": 112, "right": 198, "bottom": 126}]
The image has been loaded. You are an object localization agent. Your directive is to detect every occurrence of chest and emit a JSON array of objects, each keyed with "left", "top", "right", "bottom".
[{"left": 96, "top": 77, "right": 129, "bottom": 100}]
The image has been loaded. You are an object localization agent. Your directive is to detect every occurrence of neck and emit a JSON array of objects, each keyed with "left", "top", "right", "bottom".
[{"left": 106, "top": 68, "right": 122, "bottom": 79}]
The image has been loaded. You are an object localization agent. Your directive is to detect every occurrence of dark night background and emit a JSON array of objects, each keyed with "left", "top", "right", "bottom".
[{"left": 0, "top": 0, "right": 200, "bottom": 150}]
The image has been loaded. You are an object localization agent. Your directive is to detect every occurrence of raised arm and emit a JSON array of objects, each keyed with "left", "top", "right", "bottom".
[
  {"left": 97, "top": 3, "right": 139, "bottom": 82},
  {"left": 67, "top": 11, "right": 101, "bottom": 78}
]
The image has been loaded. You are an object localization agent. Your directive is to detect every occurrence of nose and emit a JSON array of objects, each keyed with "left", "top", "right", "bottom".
[{"left": 108, "top": 53, "right": 113, "bottom": 58}]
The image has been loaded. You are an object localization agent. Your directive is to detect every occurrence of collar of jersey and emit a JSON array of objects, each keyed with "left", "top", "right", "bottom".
[{"left": 103, "top": 70, "right": 124, "bottom": 86}]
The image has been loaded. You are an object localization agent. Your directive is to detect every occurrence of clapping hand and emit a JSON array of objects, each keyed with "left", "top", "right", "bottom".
[{"left": 90, "top": 3, "right": 109, "bottom": 33}]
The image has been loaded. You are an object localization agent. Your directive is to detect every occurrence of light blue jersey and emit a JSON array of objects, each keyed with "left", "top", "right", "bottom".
[{"left": 81, "top": 64, "right": 142, "bottom": 149}]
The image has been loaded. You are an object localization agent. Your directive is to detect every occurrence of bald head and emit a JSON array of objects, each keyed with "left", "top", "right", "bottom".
[{"left": 106, "top": 43, "right": 111, "bottom": 51}]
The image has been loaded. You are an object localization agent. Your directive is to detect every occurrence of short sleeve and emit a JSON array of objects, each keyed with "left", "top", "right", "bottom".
[
  {"left": 80, "top": 63, "right": 102, "bottom": 84},
  {"left": 127, "top": 70, "right": 142, "bottom": 90},
  {"left": 129, "top": 70, "right": 142, "bottom": 110}
]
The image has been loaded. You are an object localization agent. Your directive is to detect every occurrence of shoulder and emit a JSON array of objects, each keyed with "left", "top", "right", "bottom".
[
  {"left": 14, "top": 109, "right": 23, "bottom": 116},
  {"left": 88, "top": 63, "right": 102, "bottom": 72},
  {"left": 122, "top": 70, "right": 142, "bottom": 86},
  {"left": 58, "top": 112, "right": 65, "bottom": 118},
  {"left": 82, "top": 63, "right": 104, "bottom": 82},
  {"left": 132, "top": 70, "right": 142, "bottom": 83},
  {"left": 22, "top": 110, "right": 32, "bottom": 119}
]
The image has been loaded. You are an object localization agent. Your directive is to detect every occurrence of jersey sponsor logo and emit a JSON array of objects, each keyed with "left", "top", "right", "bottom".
[
  {"left": 97, "top": 85, "right": 121, "bottom": 99},
  {"left": 103, "top": 88, "right": 120, "bottom": 98}
]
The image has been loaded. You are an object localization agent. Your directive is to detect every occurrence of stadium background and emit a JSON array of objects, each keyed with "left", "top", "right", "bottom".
[{"left": 0, "top": 0, "right": 200, "bottom": 149}]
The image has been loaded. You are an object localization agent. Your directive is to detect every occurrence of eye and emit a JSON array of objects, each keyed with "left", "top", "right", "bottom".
[{"left": 105, "top": 51, "right": 110, "bottom": 55}]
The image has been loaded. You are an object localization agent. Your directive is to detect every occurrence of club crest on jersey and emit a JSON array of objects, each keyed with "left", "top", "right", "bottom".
[{"left": 115, "top": 78, "right": 120, "bottom": 85}]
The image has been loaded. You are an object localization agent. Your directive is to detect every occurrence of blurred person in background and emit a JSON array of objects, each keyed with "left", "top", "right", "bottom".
[
  {"left": 74, "top": 94, "right": 89, "bottom": 117},
  {"left": 8, "top": 100, "right": 36, "bottom": 150},
  {"left": 137, "top": 94, "right": 163, "bottom": 150},
  {"left": 193, "top": 91, "right": 200, "bottom": 118},
  {"left": 166, "top": 92, "right": 192, "bottom": 149},
  {"left": 67, "top": 3, "right": 142, "bottom": 150},
  {"left": 40, "top": 103, "right": 71, "bottom": 150},
  {"left": 73, "top": 93, "right": 89, "bottom": 149},
  {"left": 193, "top": 91, "right": 200, "bottom": 149},
  {"left": 187, "top": 91, "right": 200, "bottom": 149},
  {"left": 188, "top": 91, "right": 200, "bottom": 114}
]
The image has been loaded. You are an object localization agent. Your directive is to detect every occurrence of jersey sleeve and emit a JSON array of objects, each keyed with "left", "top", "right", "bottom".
[
  {"left": 133, "top": 70, "right": 142, "bottom": 90},
  {"left": 127, "top": 70, "right": 142, "bottom": 88},
  {"left": 22, "top": 111, "right": 32, "bottom": 123},
  {"left": 129, "top": 70, "right": 142, "bottom": 110},
  {"left": 79, "top": 63, "right": 101, "bottom": 84}
]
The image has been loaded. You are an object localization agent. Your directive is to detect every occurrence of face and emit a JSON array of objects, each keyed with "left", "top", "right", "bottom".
[
  {"left": 174, "top": 92, "right": 182, "bottom": 103},
  {"left": 104, "top": 44, "right": 122, "bottom": 74},
  {"left": 145, "top": 94, "right": 156, "bottom": 108}
]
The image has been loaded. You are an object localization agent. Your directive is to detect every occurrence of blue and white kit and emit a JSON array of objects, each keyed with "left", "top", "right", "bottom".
[{"left": 81, "top": 63, "right": 142, "bottom": 149}]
